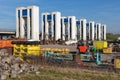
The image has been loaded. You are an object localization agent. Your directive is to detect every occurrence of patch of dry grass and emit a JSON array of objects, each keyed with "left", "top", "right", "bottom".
[{"left": 7, "top": 66, "right": 120, "bottom": 80}]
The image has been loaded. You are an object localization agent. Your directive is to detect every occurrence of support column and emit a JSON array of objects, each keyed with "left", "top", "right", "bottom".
[
  {"left": 51, "top": 14, "right": 54, "bottom": 40},
  {"left": 95, "top": 24, "right": 98, "bottom": 40},
  {"left": 89, "top": 21, "right": 95, "bottom": 41},
  {"left": 61, "top": 17, "right": 66, "bottom": 40},
  {"left": 95, "top": 23, "right": 102, "bottom": 40},
  {"left": 27, "top": 9, "right": 30, "bottom": 39},
  {"left": 88, "top": 23, "right": 90, "bottom": 40},
  {"left": 92, "top": 22, "right": 95, "bottom": 41},
  {"left": 80, "top": 19, "right": 87, "bottom": 41},
  {"left": 79, "top": 22, "right": 81, "bottom": 40},
  {"left": 102, "top": 24, "right": 106, "bottom": 40},
  {"left": 45, "top": 14, "right": 49, "bottom": 40},
  {"left": 16, "top": 9, "right": 19, "bottom": 38},
  {"left": 20, "top": 9, "right": 25, "bottom": 38}
]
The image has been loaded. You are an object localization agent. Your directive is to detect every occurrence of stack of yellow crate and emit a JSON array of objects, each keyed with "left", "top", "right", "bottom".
[
  {"left": 40, "top": 48, "right": 70, "bottom": 54},
  {"left": 13, "top": 41, "right": 40, "bottom": 61}
]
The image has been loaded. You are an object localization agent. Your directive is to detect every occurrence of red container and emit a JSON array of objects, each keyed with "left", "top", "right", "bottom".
[{"left": 77, "top": 46, "right": 87, "bottom": 53}]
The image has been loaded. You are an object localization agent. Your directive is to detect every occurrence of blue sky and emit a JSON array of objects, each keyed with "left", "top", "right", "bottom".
[{"left": 0, "top": 0, "right": 120, "bottom": 34}]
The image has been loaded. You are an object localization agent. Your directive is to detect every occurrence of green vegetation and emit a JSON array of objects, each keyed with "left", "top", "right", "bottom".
[
  {"left": 106, "top": 34, "right": 119, "bottom": 40},
  {"left": 7, "top": 66, "right": 120, "bottom": 80}
]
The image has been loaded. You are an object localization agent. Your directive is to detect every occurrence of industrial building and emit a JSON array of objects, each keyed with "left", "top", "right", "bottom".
[
  {"left": 41, "top": 12, "right": 61, "bottom": 40},
  {"left": 42, "top": 13, "right": 78, "bottom": 41},
  {"left": 60, "top": 16, "right": 77, "bottom": 40},
  {"left": 16, "top": 6, "right": 39, "bottom": 40},
  {"left": 15, "top": 5, "right": 106, "bottom": 41},
  {"left": 41, "top": 12, "right": 107, "bottom": 41}
]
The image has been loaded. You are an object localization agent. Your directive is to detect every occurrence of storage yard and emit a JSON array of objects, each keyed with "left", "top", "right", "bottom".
[
  {"left": 0, "top": 39, "right": 120, "bottom": 79},
  {"left": 0, "top": 1, "right": 120, "bottom": 80}
]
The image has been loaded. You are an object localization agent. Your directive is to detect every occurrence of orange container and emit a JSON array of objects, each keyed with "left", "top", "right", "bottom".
[
  {"left": 6, "top": 40, "right": 13, "bottom": 47},
  {"left": 78, "top": 46, "right": 87, "bottom": 53},
  {"left": 0, "top": 40, "right": 13, "bottom": 48},
  {"left": 6, "top": 40, "right": 11, "bottom": 47},
  {"left": 0, "top": 39, "right": 27, "bottom": 48},
  {"left": 0, "top": 40, "right": 5, "bottom": 48}
]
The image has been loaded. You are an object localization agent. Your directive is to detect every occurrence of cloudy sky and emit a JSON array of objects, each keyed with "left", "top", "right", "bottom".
[{"left": 0, "top": 0, "right": 120, "bottom": 34}]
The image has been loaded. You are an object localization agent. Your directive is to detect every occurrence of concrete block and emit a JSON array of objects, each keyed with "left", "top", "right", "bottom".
[
  {"left": 0, "top": 75, "right": 7, "bottom": 80},
  {"left": 9, "top": 73, "right": 17, "bottom": 78}
]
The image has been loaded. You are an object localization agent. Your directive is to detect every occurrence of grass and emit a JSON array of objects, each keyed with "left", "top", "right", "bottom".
[
  {"left": 106, "top": 34, "right": 119, "bottom": 40},
  {"left": 7, "top": 66, "right": 120, "bottom": 80}
]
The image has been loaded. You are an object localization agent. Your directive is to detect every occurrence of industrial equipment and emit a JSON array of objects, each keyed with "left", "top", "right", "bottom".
[
  {"left": 76, "top": 40, "right": 102, "bottom": 64},
  {"left": 45, "top": 51, "right": 73, "bottom": 61},
  {"left": 80, "top": 53, "right": 102, "bottom": 64}
]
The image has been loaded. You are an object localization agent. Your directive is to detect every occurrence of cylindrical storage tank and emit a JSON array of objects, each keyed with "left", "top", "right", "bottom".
[{"left": 114, "top": 56, "right": 120, "bottom": 69}]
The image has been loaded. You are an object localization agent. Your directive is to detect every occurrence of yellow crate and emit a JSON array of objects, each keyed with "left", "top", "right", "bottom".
[
  {"left": 103, "top": 48, "right": 112, "bottom": 53},
  {"left": 27, "top": 47, "right": 40, "bottom": 51},
  {"left": 16, "top": 48, "right": 20, "bottom": 53},
  {"left": 20, "top": 49, "right": 26, "bottom": 53},
  {"left": 19, "top": 55, "right": 24, "bottom": 61},
  {"left": 114, "top": 57, "right": 120, "bottom": 69},
  {"left": 28, "top": 53, "right": 40, "bottom": 56},
  {"left": 13, "top": 42, "right": 40, "bottom": 60},
  {"left": 28, "top": 51, "right": 40, "bottom": 53},
  {"left": 13, "top": 52, "right": 20, "bottom": 56},
  {"left": 64, "top": 48, "right": 70, "bottom": 54},
  {"left": 41, "top": 48, "right": 70, "bottom": 54},
  {"left": 94, "top": 41, "right": 107, "bottom": 49},
  {"left": 27, "top": 44, "right": 40, "bottom": 48},
  {"left": 13, "top": 44, "right": 21, "bottom": 56},
  {"left": 14, "top": 44, "right": 20, "bottom": 48}
]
